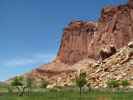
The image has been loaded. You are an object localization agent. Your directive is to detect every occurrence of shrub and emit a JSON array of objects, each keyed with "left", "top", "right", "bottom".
[
  {"left": 121, "top": 80, "right": 130, "bottom": 87},
  {"left": 107, "top": 80, "right": 120, "bottom": 88}
]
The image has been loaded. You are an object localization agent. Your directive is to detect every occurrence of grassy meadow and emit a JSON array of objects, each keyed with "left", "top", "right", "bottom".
[{"left": 0, "top": 86, "right": 133, "bottom": 100}]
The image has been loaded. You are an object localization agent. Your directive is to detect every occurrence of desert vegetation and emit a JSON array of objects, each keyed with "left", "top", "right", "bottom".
[
  {"left": 75, "top": 72, "right": 87, "bottom": 96},
  {"left": 1, "top": 1, "right": 133, "bottom": 100},
  {"left": 0, "top": 75, "right": 132, "bottom": 100},
  {"left": 0, "top": 85, "right": 133, "bottom": 100}
]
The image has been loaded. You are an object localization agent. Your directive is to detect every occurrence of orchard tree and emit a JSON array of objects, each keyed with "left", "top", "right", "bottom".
[
  {"left": 76, "top": 71, "right": 87, "bottom": 96},
  {"left": 11, "top": 76, "right": 25, "bottom": 96},
  {"left": 11, "top": 76, "right": 34, "bottom": 96}
]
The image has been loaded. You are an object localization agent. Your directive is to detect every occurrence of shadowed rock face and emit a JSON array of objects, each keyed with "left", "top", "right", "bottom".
[
  {"left": 98, "top": 45, "right": 116, "bottom": 61},
  {"left": 57, "top": 3, "right": 133, "bottom": 65},
  {"left": 129, "top": 0, "right": 133, "bottom": 8}
]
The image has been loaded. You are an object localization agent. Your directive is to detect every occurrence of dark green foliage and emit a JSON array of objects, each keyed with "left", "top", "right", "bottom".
[
  {"left": 121, "top": 80, "right": 130, "bottom": 87},
  {"left": 10, "top": 76, "right": 34, "bottom": 96},
  {"left": 75, "top": 72, "right": 87, "bottom": 95},
  {"left": 11, "top": 76, "right": 24, "bottom": 86},
  {"left": 76, "top": 72, "right": 87, "bottom": 88},
  {"left": 11, "top": 76, "right": 25, "bottom": 96},
  {"left": 107, "top": 80, "right": 120, "bottom": 88}
]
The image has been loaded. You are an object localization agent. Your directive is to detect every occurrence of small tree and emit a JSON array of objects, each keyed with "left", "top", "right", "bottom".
[
  {"left": 76, "top": 72, "right": 87, "bottom": 96},
  {"left": 11, "top": 76, "right": 25, "bottom": 96},
  {"left": 11, "top": 76, "right": 35, "bottom": 96}
]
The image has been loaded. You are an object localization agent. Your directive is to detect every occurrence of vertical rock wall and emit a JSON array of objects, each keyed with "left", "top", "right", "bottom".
[{"left": 58, "top": 2, "right": 133, "bottom": 65}]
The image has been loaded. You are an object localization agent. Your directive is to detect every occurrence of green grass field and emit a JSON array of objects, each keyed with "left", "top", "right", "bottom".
[{"left": 0, "top": 87, "right": 133, "bottom": 100}]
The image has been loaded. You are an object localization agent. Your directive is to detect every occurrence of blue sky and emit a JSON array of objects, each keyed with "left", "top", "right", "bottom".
[{"left": 0, "top": 0, "right": 127, "bottom": 81}]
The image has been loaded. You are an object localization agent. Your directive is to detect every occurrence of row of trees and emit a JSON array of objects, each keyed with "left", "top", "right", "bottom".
[
  {"left": 9, "top": 72, "right": 88, "bottom": 96},
  {"left": 9, "top": 72, "right": 130, "bottom": 96}
]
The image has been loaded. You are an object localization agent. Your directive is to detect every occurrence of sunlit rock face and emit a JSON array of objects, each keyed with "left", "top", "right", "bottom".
[
  {"left": 57, "top": 21, "right": 98, "bottom": 65},
  {"left": 58, "top": 3, "right": 133, "bottom": 65},
  {"left": 24, "top": 1, "right": 133, "bottom": 88}
]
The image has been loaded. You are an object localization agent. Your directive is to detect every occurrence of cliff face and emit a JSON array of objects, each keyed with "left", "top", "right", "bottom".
[
  {"left": 58, "top": 2, "right": 133, "bottom": 65},
  {"left": 58, "top": 21, "right": 97, "bottom": 64},
  {"left": 24, "top": 1, "right": 133, "bottom": 88}
]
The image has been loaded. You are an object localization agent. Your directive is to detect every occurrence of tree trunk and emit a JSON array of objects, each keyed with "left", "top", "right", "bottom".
[
  {"left": 80, "top": 87, "right": 82, "bottom": 96},
  {"left": 21, "top": 87, "right": 27, "bottom": 96},
  {"left": 16, "top": 86, "right": 21, "bottom": 96}
]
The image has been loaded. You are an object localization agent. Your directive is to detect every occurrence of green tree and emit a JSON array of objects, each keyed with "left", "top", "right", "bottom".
[
  {"left": 11, "top": 76, "right": 25, "bottom": 96},
  {"left": 76, "top": 72, "right": 87, "bottom": 96},
  {"left": 11, "top": 76, "right": 34, "bottom": 96}
]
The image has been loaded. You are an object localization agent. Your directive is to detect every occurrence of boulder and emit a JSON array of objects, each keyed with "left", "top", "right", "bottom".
[
  {"left": 98, "top": 45, "right": 116, "bottom": 61},
  {"left": 128, "top": 41, "right": 133, "bottom": 48}
]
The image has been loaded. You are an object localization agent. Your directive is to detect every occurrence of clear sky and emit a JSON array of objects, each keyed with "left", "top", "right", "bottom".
[{"left": 0, "top": 0, "right": 127, "bottom": 81}]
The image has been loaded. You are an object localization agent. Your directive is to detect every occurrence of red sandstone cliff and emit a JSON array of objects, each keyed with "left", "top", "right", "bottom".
[
  {"left": 58, "top": 1, "right": 133, "bottom": 65},
  {"left": 25, "top": 0, "right": 133, "bottom": 87}
]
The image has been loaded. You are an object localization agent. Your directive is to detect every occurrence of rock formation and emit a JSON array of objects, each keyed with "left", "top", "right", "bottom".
[
  {"left": 128, "top": 0, "right": 133, "bottom": 8},
  {"left": 57, "top": 21, "right": 97, "bottom": 64},
  {"left": 24, "top": 0, "right": 133, "bottom": 88},
  {"left": 58, "top": 1, "right": 133, "bottom": 65},
  {"left": 86, "top": 42, "right": 133, "bottom": 88},
  {"left": 98, "top": 45, "right": 116, "bottom": 61}
]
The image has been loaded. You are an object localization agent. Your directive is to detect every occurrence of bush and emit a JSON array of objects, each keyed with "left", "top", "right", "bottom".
[
  {"left": 121, "top": 80, "right": 130, "bottom": 87},
  {"left": 107, "top": 80, "right": 120, "bottom": 88}
]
